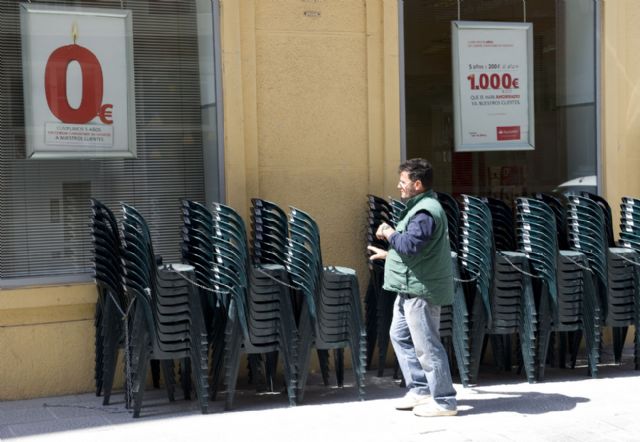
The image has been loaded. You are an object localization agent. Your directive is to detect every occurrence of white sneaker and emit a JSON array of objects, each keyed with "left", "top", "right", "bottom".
[
  {"left": 413, "top": 401, "right": 458, "bottom": 417},
  {"left": 394, "top": 392, "right": 432, "bottom": 410}
]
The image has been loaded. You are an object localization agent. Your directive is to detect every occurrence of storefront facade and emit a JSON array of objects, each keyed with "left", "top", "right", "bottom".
[{"left": 1, "top": 0, "right": 639, "bottom": 400}]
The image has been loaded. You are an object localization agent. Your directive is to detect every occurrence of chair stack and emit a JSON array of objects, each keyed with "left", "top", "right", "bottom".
[
  {"left": 287, "top": 207, "right": 366, "bottom": 402},
  {"left": 120, "top": 204, "right": 209, "bottom": 418},
  {"left": 180, "top": 200, "right": 229, "bottom": 399},
  {"left": 460, "top": 195, "right": 537, "bottom": 384},
  {"left": 364, "top": 194, "right": 397, "bottom": 376},
  {"left": 207, "top": 202, "right": 298, "bottom": 409},
  {"left": 567, "top": 195, "right": 639, "bottom": 368},
  {"left": 434, "top": 192, "right": 470, "bottom": 387},
  {"left": 90, "top": 198, "right": 128, "bottom": 406},
  {"left": 515, "top": 197, "right": 600, "bottom": 380},
  {"left": 618, "top": 196, "right": 640, "bottom": 369},
  {"left": 249, "top": 198, "right": 301, "bottom": 392},
  {"left": 447, "top": 251, "right": 471, "bottom": 387}
]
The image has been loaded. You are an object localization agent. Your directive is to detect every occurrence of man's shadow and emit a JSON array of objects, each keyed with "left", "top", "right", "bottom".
[{"left": 456, "top": 389, "right": 589, "bottom": 415}]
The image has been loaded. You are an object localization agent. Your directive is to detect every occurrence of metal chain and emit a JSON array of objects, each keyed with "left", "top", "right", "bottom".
[
  {"left": 613, "top": 251, "right": 640, "bottom": 267},
  {"left": 253, "top": 267, "right": 301, "bottom": 290},
  {"left": 164, "top": 265, "right": 231, "bottom": 295},
  {"left": 497, "top": 252, "right": 544, "bottom": 279},
  {"left": 564, "top": 255, "right": 595, "bottom": 273},
  {"left": 454, "top": 271, "right": 479, "bottom": 283},
  {"left": 165, "top": 262, "right": 301, "bottom": 291}
]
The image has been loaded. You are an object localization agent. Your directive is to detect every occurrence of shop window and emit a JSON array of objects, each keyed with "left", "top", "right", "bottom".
[
  {"left": 403, "top": 0, "right": 598, "bottom": 200},
  {"left": 0, "top": 0, "right": 222, "bottom": 281}
]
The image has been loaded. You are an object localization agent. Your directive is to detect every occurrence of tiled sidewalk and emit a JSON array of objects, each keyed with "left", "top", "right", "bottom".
[{"left": 2, "top": 359, "right": 640, "bottom": 442}]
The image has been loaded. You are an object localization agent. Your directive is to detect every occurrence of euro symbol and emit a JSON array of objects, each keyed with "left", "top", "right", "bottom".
[
  {"left": 513, "top": 79, "right": 520, "bottom": 89},
  {"left": 98, "top": 104, "right": 113, "bottom": 124}
]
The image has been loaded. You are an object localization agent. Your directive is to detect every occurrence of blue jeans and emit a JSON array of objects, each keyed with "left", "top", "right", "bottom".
[{"left": 390, "top": 294, "right": 457, "bottom": 410}]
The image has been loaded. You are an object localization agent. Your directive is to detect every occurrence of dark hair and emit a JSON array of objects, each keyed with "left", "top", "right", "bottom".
[{"left": 398, "top": 158, "right": 433, "bottom": 189}]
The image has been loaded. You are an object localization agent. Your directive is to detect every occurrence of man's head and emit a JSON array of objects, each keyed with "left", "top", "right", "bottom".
[{"left": 397, "top": 158, "right": 433, "bottom": 199}]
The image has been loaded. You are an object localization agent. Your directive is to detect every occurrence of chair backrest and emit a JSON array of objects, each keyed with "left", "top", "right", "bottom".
[
  {"left": 515, "top": 197, "right": 559, "bottom": 303},
  {"left": 459, "top": 195, "right": 495, "bottom": 323}
]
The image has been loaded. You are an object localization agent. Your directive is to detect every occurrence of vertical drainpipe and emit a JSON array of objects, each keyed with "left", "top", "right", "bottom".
[
  {"left": 398, "top": 0, "right": 407, "bottom": 163},
  {"left": 213, "top": 0, "right": 226, "bottom": 203},
  {"left": 595, "top": 0, "right": 602, "bottom": 195}
]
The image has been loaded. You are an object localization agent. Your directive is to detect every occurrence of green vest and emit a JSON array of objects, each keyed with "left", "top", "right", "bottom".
[{"left": 383, "top": 190, "right": 454, "bottom": 305}]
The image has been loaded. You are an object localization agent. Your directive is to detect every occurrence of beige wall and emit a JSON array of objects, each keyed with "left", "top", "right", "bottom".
[
  {"left": 0, "top": 284, "right": 97, "bottom": 400},
  {"left": 220, "top": 0, "right": 402, "bottom": 282},
  {"left": 602, "top": 0, "right": 640, "bottom": 230}
]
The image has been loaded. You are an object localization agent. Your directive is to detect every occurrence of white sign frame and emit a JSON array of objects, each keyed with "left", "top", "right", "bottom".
[
  {"left": 20, "top": 4, "right": 136, "bottom": 159},
  {"left": 452, "top": 21, "right": 535, "bottom": 152}
]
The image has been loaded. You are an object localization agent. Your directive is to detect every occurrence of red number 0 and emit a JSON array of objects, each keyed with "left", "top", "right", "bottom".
[{"left": 44, "top": 44, "right": 103, "bottom": 124}]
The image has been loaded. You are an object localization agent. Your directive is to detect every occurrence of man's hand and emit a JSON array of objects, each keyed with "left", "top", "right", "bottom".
[
  {"left": 367, "top": 245, "right": 388, "bottom": 261},
  {"left": 375, "top": 222, "right": 396, "bottom": 241}
]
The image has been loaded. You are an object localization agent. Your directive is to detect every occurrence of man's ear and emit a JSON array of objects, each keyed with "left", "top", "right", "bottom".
[{"left": 413, "top": 179, "right": 425, "bottom": 192}]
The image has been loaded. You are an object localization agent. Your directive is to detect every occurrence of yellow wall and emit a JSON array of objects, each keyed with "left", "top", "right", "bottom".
[
  {"left": 602, "top": 0, "right": 640, "bottom": 227},
  {"left": 0, "top": 284, "right": 97, "bottom": 400},
  {"left": 220, "top": 0, "right": 401, "bottom": 282}
]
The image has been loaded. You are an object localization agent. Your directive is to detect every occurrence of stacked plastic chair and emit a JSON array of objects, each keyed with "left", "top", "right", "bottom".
[
  {"left": 287, "top": 207, "right": 366, "bottom": 402},
  {"left": 515, "top": 197, "right": 600, "bottom": 381},
  {"left": 618, "top": 196, "right": 640, "bottom": 369},
  {"left": 180, "top": 200, "right": 229, "bottom": 399},
  {"left": 120, "top": 204, "right": 209, "bottom": 417},
  {"left": 90, "top": 198, "right": 129, "bottom": 406},
  {"left": 363, "top": 194, "right": 397, "bottom": 376},
  {"left": 567, "top": 194, "right": 639, "bottom": 369},
  {"left": 250, "top": 198, "right": 289, "bottom": 267},
  {"left": 460, "top": 195, "right": 537, "bottom": 384},
  {"left": 249, "top": 198, "right": 303, "bottom": 392},
  {"left": 207, "top": 202, "right": 297, "bottom": 410},
  {"left": 435, "top": 192, "right": 470, "bottom": 387}
]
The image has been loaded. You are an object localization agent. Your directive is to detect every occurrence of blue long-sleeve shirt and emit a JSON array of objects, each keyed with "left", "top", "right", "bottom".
[{"left": 388, "top": 211, "right": 435, "bottom": 256}]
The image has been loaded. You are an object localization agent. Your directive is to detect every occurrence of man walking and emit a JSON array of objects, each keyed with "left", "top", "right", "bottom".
[{"left": 367, "top": 158, "right": 457, "bottom": 417}]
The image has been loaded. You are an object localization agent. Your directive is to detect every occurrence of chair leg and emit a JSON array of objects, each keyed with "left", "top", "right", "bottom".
[
  {"left": 190, "top": 331, "right": 210, "bottom": 414},
  {"left": 101, "top": 299, "right": 120, "bottom": 405},
  {"left": 209, "top": 308, "right": 227, "bottom": 400},
  {"left": 94, "top": 298, "right": 104, "bottom": 397},
  {"left": 160, "top": 360, "right": 176, "bottom": 402},
  {"left": 468, "top": 296, "right": 488, "bottom": 385},
  {"left": 317, "top": 350, "right": 330, "bottom": 386},
  {"left": 295, "top": 312, "right": 314, "bottom": 403},
  {"left": 223, "top": 308, "right": 243, "bottom": 411},
  {"left": 334, "top": 349, "right": 344, "bottom": 388},
  {"left": 150, "top": 360, "right": 161, "bottom": 389},
  {"left": 130, "top": 326, "right": 150, "bottom": 419},
  {"left": 179, "top": 358, "right": 192, "bottom": 400}
]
